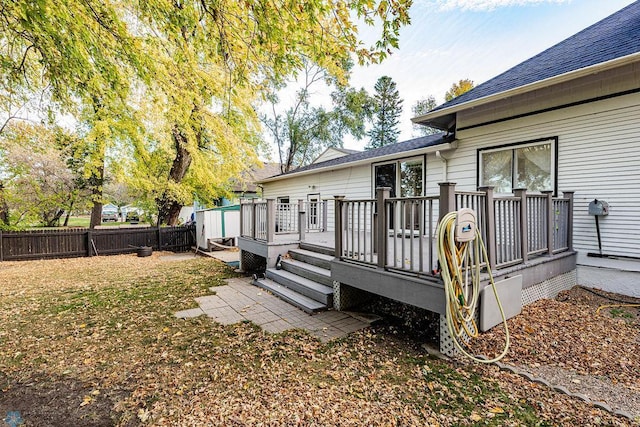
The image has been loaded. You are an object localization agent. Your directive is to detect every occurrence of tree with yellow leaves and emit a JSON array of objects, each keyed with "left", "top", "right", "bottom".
[
  {"left": 1, "top": 0, "right": 413, "bottom": 225},
  {"left": 444, "top": 79, "right": 475, "bottom": 102}
]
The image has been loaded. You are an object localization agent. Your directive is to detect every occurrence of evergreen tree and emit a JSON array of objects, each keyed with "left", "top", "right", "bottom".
[{"left": 366, "top": 76, "right": 403, "bottom": 150}]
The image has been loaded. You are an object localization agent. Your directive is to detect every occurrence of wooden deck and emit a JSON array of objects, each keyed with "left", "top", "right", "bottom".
[
  {"left": 238, "top": 185, "right": 577, "bottom": 314},
  {"left": 271, "top": 231, "right": 335, "bottom": 248}
]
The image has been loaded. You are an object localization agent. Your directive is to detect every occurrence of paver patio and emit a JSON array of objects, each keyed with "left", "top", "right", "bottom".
[{"left": 175, "top": 277, "right": 371, "bottom": 341}]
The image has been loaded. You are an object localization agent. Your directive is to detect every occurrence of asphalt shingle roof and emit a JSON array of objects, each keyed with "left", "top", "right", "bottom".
[
  {"left": 432, "top": 1, "right": 640, "bottom": 112},
  {"left": 263, "top": 133, "right": 451, "bottom": 180}
]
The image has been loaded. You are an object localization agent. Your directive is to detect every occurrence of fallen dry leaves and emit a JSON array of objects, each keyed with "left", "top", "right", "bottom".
[
  {"left": 0, "top": 254, "right": 636, "bottom": 426},
  {"left": 470, "top": 288, "right": 639, "bottom": 387}
]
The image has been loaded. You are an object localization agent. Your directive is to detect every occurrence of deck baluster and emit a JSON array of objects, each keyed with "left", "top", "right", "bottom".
[
  {"left": 514, "top": 189, "right": 528, "bottom": 263},
  {"left": 479, "top": 186, "right": 496, "bottom": 271}
]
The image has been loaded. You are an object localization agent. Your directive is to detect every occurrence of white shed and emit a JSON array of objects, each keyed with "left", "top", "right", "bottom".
[{"left": 195, "top": 205, "right": 240, "bottom": 250}]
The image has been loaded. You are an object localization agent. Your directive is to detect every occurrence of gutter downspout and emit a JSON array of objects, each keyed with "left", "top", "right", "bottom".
[{"left": 436, "top": 150, "right": 449, "bottom": 182}]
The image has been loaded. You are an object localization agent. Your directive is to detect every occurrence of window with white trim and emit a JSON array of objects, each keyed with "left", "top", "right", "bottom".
[{"left": 479, "top": 138, "right": 556, "bottom": 194}]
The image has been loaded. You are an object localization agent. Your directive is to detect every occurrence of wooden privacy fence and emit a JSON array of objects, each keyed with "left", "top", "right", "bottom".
[{"left": 0, "top": 225, "right": 196, "bottom": 261}]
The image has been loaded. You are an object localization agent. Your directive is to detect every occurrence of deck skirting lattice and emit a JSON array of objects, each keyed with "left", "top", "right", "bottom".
[
  {"left": 240, "top": 250, "right": 266, "bottom": 272},
  {"left": 439, "top": 311, "right": 479, "bottom": 358},
  {"left": 522, "top": 269, "right": 576, "bottom": 305},
  {"left": 333, "top": 281, "right": 363, "bottom": 311}
]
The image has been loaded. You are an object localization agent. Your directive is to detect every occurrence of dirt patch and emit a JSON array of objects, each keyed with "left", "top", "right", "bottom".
[
  {"left": 0, "top": 374, "right": 127, "bottom": 426},
  {"left": 558, "top": 286, "right": 640, "bottom": 326}
]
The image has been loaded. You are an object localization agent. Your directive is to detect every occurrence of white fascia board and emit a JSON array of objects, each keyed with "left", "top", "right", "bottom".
[
  {"left": 259, "top": 141, "right": 458, "bottom": 184},
  {"left": 411, "top": 52, "right": 640, "bottom": 124}
]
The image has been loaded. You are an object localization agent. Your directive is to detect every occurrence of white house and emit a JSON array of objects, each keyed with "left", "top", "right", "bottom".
[
  {"left": 253, "top": 1, "right": 640, "bottom": 298},
  {"left": 236, "top": 2, "right": 639, "bottom": 356},
  {"left": 413, "top": 0, "right": 640, "bottom": 297}
]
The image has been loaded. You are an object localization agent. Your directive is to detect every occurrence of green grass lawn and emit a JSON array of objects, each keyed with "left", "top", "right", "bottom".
[
  {"left": 0, "top": 255, "right": 629, "bottom": 426},
  {"left": 64, "top": 216, "right": 91, "bottom": 227},
  {"left": 62, "top": 216, "right": 149, "bottom": 227}
]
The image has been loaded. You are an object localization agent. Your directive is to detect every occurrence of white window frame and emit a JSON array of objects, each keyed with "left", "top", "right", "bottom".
[{"left": 478, "top": 137, "right": 557, "bottom": 195}]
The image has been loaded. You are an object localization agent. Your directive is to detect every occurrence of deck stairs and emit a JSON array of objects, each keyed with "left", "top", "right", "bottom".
[{"left": 252, "top": 242, "right": 335, "bottom": 313}]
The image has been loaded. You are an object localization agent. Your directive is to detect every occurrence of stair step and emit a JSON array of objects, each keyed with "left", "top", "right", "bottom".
[
  {"left": 266, "top": 268, "right": 333, "bottom": 306},
  {"left": 281, "top": 258, "right": 332, "bottom": 287},
  {"left": 288, "top": 248, "right": 334, "bottom": 269},
  {"left": 253, "top": 278, "right": 327, "bottom": 313},
  {"left": 299, "top": 242, "right": 335, "bottom": 257}
]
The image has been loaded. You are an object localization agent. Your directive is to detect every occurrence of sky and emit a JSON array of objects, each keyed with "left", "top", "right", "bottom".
[{"left": 273, "top": 0, "right": 637, "bottom": 153}]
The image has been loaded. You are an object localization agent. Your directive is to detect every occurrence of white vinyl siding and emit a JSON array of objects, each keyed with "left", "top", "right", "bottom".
[
  {"left": 312, "top": 148, "right": 353, "bottom": 163},
  {"left": 455, "top": 92, "right": 640, "bottom": 258},
  {"left": 262, "top": 164, "right": 371, "bottom": 231}
]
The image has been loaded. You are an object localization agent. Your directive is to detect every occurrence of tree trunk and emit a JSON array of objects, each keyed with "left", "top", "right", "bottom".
[
  {"left": 89, "top": 163, "right": 105, "bottom": 229},
  {"left": 0, "top": 182, "right": 9, "bottom": 226},
  {"left": 43, "top": 209, "right": 65, "bottom": 227},
  {"left": 156, "top": 125, "right": 192, "bottom": 226},
  {"left": 63, "top": 199, "right": 74, "bottom": 226},
  {"left": 88, "top": 147, "right": 106, "bottom": 229},
  {"left": 88, "top": 98, "right": 107, "bottom": 229}
]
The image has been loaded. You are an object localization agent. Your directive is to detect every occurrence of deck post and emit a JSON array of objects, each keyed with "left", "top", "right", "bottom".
[
  {"left": 514, "top": 188, "right": 528, "bottom": 263},
  {"left": 543, "top": 190, "right": 554, "bottom": 255},
  {"left": 239, "top": 200, "right": 244, "bottom": 237},
  {"left": 376, "top": 187, "right": 390, "bottom": 269},
  {"left": 266, "top": 199, "right": 275, "bottom": 243},
  {"left": 334, "top": 196, "right": 345, "bottom": 258},
  {"left": 563, "top": 191, "right": 574, "bottom": 251},
  {"left": 478, "top": 186, "right": 496, "bottom": 271},
  {"left": 438, "top": 182, "right": 457, "bottom": 220},
  {"left": 322, "top": 200, "right": 328, "bottom": 232},
  {"left": 298, "top": 199, "right": 306, "bottom": 242}
]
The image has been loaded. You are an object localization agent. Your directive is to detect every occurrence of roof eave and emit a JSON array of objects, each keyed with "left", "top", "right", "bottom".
[
  {"left": 259, "top": 140, "right": 458, "bottom": 184},
  {"left": 412, "top": 51, "right": 640, "bottom": 126}
]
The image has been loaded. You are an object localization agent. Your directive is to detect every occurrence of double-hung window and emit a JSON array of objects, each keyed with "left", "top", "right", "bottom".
[{"left": 478, "top": 138, "right": 557, "bottom": 194}]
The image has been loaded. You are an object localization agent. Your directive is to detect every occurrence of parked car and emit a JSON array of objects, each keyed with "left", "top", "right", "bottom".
[
  {"left": 101, "top": 209, "right": 119, "bottom": 222},
  {"left": 126, "top": 210, "right": 140, "bottom": 223}
]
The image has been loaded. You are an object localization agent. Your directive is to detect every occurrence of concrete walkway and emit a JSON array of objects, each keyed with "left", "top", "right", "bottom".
[{"left": 175, "top": 277, "right": 371, "bottom": 342}]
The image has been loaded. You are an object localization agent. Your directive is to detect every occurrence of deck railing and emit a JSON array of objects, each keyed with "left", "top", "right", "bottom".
[
  {"left": 341, "top": 198, "right": 376, "bottom": 265},
  {"left": 275, "top": 203, "right": 299, "bottom": 234},
  {"left": 240, "top": 199, "right": 329, "bottom": 243},
  {"left": 240, "top": 200, "right": 269, "bottom": 241},
  {"left": 385, "top": 196, "right": 440, "bottom": 274},
  {"left": 493, "top": 194, "right": 523, "bottom": 267},
  {"left": 335, "top": 183, "right": 574, "bottom": 276},
  {"left": 553, "top": 197, "right": 572, "bottom": 253},
  {"left": 306, "top": 200, "right": 328, "bottom": 232}
]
